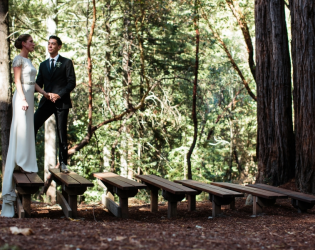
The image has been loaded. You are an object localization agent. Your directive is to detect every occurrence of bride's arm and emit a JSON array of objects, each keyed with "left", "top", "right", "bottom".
[
  {"left": 35, "top": 84, "right": 50, "bottom": 99},
  {"left": 13, "top": 66, "right": 29, "bottom": 111}
]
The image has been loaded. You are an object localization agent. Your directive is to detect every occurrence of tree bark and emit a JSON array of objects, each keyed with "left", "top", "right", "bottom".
[
  {"left": 44, "top": 0, "right": 58, "bottom": 204},
  {"left": 255, "top": 0, "right": 294, "bottom": 185},
  {"left": 0, "top": 0, "right": 12, "bottom": 176},
  {"left": 187, "top": 0, "right": 200, "bottom": 180},
  {"left": 290, "top": 0, "right": 315, "bottom": 193}
]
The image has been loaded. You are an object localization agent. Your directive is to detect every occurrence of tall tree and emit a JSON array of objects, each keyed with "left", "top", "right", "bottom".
[
  {"left": 0, "top": 0, "right": 11, "bottom": 176},
  {"left": 255, "top": 0, "right": 294, "bottom": 185},
  {"left": 290, "top": 0, "right": 315, "bottom": 193}
]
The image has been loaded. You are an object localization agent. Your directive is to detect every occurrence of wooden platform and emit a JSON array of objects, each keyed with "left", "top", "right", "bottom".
[
  {"left": 50, "top": 169, "right": 94, "bottom": 218},
  {"left": 211, "top": 182, "right": 287, "bottom": 215},
  {"left": 135, "top": 175, "right": 198, "bottom": 218},
  {"left": 175, "top": 179, "right": 243, "bottom": 217},
  {"left": 94, "top": 172, "right": 147, "bottom": 218},
  {"left": 13, "top": 172, "right": 44, "bottom": 218},
  {"left": 248, "top": 183, "right": 315, "bottom": 213}
]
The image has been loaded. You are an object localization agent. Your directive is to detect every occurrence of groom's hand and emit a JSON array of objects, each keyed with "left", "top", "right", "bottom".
[{"left": 49, "top": 93, "right": 61, "bottom": 103}]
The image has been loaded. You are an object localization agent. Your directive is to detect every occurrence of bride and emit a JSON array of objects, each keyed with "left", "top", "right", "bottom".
[{"left": 1, "top": 34, "right": 49, "bottom": 217}]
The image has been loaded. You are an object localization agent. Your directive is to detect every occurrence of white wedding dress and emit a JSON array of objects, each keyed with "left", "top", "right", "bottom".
[{"left": 1, "top": 55, "right": 38, "bottom": 217}]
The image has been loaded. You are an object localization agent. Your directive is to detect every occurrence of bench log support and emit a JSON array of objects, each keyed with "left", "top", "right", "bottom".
[
  {"left": 60, "top": 185, "right": 87, "bottom": 218},
  {"left": 291, "top": 198, "right": 314, "bottom": 213},
  {"left": 57, "top": 190, "right": 72, "bottom": 218},
  {"left": 101, "top": 182, "right": 139, "bottom": 219},
  {"left": 162, "top": 190, "right": 185, "bottom": 218},
  {"left": 16, "top": 186, "right": 40, "bottom": 218},
  {"left": 145, "top": 183, "right": 160, "bottom": 213},
  {"left": 209, "top": 194, "right": 235, "bottom": 217},
  {"left": 188, "top": 194, "right": 196, "bottom": 211},
  {"left": 16, "top": 193, "right": 25, "bottom": 218},
  {"left": 253, "top": 196, "right": 276, "bottom": 216},
  {"left": 187, "top": 190, "right": 201, "bottom": 212}
]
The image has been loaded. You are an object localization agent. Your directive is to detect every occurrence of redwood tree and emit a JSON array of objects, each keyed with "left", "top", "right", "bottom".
[
  {"left": 255, "top": 0, "right": 294, "bottom": 185},
  {"left": 290, "top": 0, "right": 315, "bottom": 193},
  {"left": 0, "top": 0, "right": 11, "bottom": 175}
]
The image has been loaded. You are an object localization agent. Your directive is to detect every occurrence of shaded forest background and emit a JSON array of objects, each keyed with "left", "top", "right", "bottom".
[{"left": 2, "top": 0, "right": 313, "bottom": 201}]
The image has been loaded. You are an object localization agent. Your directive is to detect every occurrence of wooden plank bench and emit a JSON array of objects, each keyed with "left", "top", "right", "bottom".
[
  {"left": 13, "top": 171, "right": 44, "bottom": 218},
  {"left": 174, "top": 180, "right": 244, "bottom": 217},
  {"left": 93, "top": 172, "right": 147, "bottom": 218},
  {"left": 49, "top": 169, "right": 94, "bottom": 218},
  {"left": 211, "top": 182, "right": 288, "bottom": 216},
  {"left": 135, "top": 175, "right": 198, "bottom": 218},
  {"left": 248, "top": 183, "right": 315, "bottom": 213}
]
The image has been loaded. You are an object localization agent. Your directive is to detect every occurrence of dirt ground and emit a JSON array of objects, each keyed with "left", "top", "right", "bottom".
[{"left": 1, "top": 194, "right": 315, "bottom": 250}]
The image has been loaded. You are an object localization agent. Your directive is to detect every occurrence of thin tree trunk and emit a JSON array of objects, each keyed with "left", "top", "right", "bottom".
[
  {"left": 290, "top": 0, "right": 315, "bottom": 193},
  {"left": 0, "top": 0, "right": 11, "bottom": 176},
  {"left": 102, "top": 0, "right": 112, "bottom": 171},
  {"left": 226, "top": 0, "right": 256, "bottom": 80},
  {"left": 121, "top": 3, "right": 133, "bottom": 178},
  {"left": 206, "top": 88, "right": 243, "bottom": 140},
  {"left": 87, "top": 0, "right": 96, "bottom": 139},
  {"left": 44, "top": 0, "right": 58, "bottom": 204},
  {"left": 201, "top": 10, "right": 257, "bottom": 101},
  {"left": 255, "top": 0, "right": 294, "bottom": 185},
  {"left": 187, "top": 0, "right": 200, "bottom": 180}
]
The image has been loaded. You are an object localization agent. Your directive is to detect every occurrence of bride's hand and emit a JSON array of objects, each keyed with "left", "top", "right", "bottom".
[
  {"left": 43, "top": 92, "right": 50, "bottom": 100},
  {"left": 21, "top": 99, "right": 29, "bottom": 111}
]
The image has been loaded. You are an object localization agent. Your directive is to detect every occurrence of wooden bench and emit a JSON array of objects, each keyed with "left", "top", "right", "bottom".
[
  {"left": 49, "top": 169, "right": 94, "bottom": 218},
  {"left": 175, "top": 180, "right": 244, "bottom": 217},
  {"left": 135, "top": 175, "right": 198, "bottom": 218},
  {"left": 13, "top": 171, "right": 44, "bottom": 218},
  {"left": 94, "top": 172, "right": 147, "bottom": 218},
  {"left": 248, "top": 183, "right": 315, "bottom": 213},
  {"left": 211, "top": 182, "right": 288, "bottom": 216}
]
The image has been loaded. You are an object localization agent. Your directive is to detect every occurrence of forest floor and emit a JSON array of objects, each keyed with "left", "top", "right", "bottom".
[{"left": 1, "top": 182, "right": 315, "bottom": 250}]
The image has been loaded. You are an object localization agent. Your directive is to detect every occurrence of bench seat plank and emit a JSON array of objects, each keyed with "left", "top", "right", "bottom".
[
  {"left": 13, "top": 173, "right": 31, "bottom": 186},
  {"left": 248, "top": 184, "right": 315, "bottom": 204},
  {"left": 175, "top": 180, "right": 243, "bottom": 198},
  {"left": 211, "top": 182, "right": 288, "bottom": 199},
  {"left": 94, "top": 172, "right": 146, "bottom": 190},
  {"left": 68, "top": 173, "right": 94, "bottom": 187},
  {"left": 26, "top": 173, "right": 44, "bottom": 186},
  {"left": 50, "top": 169, "right": 81, "bottom": 187},
  {"left": 136, "top": 175, "right": 197, "bottom": 194}
]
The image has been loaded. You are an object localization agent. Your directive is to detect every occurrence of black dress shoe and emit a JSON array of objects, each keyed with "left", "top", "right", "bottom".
[{"left": 60, "top": 162, "right": 70, "bottom": 173}]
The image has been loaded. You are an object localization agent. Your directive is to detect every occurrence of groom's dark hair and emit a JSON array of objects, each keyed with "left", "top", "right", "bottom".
[{"left": 49, "top": 35, "right": 62, "bottom": 46}]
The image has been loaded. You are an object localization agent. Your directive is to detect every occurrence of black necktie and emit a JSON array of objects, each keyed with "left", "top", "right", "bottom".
[{"left": 50, "top": 59, "right": 55, "bottom": 72}]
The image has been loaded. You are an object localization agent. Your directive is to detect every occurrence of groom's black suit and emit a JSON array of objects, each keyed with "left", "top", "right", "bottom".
[{"left": 34, "top": 55, "right": 76, "bottom": 165}]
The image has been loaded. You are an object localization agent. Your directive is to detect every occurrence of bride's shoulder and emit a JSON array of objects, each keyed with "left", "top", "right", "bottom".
[{"left": 12, "top": 55, "right": 24, "bottom": 68}]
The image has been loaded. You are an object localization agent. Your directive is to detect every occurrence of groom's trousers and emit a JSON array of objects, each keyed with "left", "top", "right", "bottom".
[{"left": 34, "top": 101, "right": 69, "bottom": 165}]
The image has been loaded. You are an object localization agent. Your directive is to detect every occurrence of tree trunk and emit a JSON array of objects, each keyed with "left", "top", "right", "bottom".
[
  {"left": 44, "top": 0, "right": 58, "bottom": 203},
  {"left": 255, "top": 0, "right": 294, "bottom": 185},
  {"left": 290, "top": 0, "right": 315, "bottom": 193},
  {"left": 187, "top": 0, "right": 200, "bottom": 180},
  {"left": 121, "top": 3, "right": 133, "bottom": 178},
  {"left": 0, "top": 0, "right": 12, "bottom": 176}
]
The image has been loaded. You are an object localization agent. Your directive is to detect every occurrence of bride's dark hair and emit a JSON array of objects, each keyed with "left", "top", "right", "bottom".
[{"left": 14, "top": 34, "right": 31, "bottom": 49}]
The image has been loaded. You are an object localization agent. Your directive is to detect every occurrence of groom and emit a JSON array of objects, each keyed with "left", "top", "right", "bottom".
[{"left": 34, "top": 35, "right": 76, "bottom": 173}]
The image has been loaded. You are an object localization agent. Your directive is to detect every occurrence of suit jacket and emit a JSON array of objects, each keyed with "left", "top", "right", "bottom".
[{"left": 36, "top": 55, "right": 76, "bottom": 109}]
